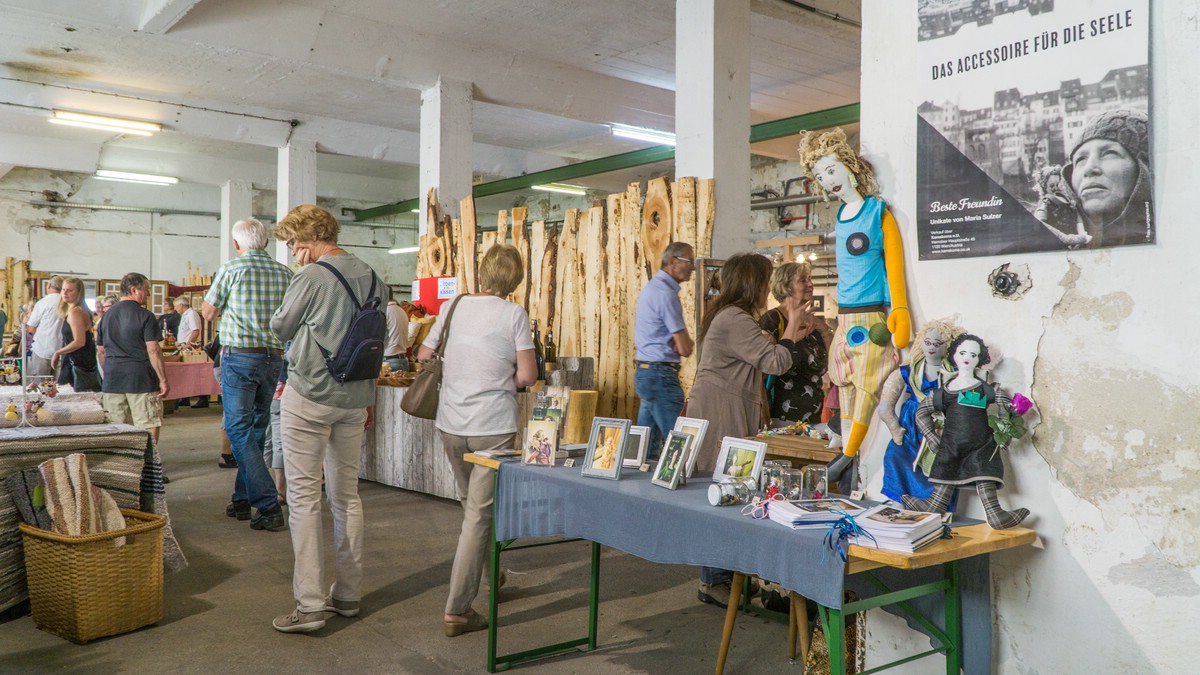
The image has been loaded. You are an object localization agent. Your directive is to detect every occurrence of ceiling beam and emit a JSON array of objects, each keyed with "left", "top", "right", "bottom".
[
  {"left": 0, "top": 132, "right": 102, "bottom": 174},
  {"left": 139, "top": 0, "right": 203, "bottom": 33},
  {"left": 353, "top": 103, "right": 861, "bottom": 221}
]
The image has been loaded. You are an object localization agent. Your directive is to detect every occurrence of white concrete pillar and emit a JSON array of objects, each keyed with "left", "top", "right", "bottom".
[
  {"left": 674, "top": 0, "right": 752, "bottom": 258},
  {"left": 276, "top": 140, "right": 317, "bottom": 263},
  {"left": 419, "top": 77, "right": 473, "bottom": 235},
  {"left": 220, "top": 179, "right": 253, "bottom": 264}
]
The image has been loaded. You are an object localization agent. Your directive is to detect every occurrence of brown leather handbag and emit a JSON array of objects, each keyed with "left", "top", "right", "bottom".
[{"left": 399, "top": 295, "right": 464, "bottom": 420}]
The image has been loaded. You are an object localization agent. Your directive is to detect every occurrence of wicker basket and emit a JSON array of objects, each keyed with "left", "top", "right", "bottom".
[{"left": 19, "top": 509, "right": 165, "bottom": 643}]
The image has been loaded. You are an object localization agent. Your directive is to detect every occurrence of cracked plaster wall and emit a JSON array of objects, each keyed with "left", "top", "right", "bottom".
[{"left": 860, "top": 1, "right": 1198, "bottom": 672}]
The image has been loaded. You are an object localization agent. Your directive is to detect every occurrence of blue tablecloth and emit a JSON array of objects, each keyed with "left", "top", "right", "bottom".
[
  {"left": 495, "top": 461, "right": 849, "bottom": 608},
  {"left": 495, "top": 460, "right": 995, "bottom": 672}
]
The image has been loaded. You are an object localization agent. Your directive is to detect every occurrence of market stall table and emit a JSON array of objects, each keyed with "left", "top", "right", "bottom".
[
  {"left": 0, "top": 424, "right": 186, "bottom": 614},
  {"left": 163, "top": 360, "right": 221, "bottom": 400},
  {"left": 475, "top": 456, "right": 1035, "bottom": 674}
]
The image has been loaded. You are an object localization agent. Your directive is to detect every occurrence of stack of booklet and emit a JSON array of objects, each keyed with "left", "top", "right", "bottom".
[
  {"left": 852, "top": 505, "right": 945, "bottom": 553},
  {"left": 768, "top": 498, "right": 867, "bottom": 529}
]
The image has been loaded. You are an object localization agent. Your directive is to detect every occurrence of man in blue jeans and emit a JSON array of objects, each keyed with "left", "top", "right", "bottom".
[
  {"left": 633, "top": 242, "right": 695, "bottom": 460},
  {"left": 202, "top": 218, "right": 293, "bottom": 532}
]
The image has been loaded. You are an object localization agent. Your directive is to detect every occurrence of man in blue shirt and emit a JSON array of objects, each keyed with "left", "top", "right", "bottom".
[{"left": 634, "top": 242, "right": 695, "bottom": 459}]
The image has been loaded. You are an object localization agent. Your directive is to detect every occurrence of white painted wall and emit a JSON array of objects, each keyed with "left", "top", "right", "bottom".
[
  {"left": 0, "top": 168, "right": 418, "bottom": 299},
  {"left": 860, "top": 2, "right": 1198, "bottom": 673}
]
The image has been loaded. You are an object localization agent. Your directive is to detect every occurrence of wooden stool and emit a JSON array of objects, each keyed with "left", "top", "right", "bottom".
[{"left": 715, "top": 572, "right": 810, "bottom": 675}]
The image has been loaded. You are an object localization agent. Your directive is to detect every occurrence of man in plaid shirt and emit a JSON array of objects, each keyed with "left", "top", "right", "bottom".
[{"left": 202, "top": 218, "right": 294, "bottom": 532}]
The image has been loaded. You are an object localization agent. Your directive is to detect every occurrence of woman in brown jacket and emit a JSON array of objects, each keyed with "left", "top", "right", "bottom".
[{"left": 687, "top": 252, "right": 807, "bottom": 608}]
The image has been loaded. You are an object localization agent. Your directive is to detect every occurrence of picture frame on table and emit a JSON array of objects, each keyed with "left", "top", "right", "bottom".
[
  {"left": 580, "top": 417, "right": 630, "bottom": 480},
  {"left": 673, "top": 417, "right": 708, "bottom": 477},
  {"left": 712, "top": 437, "right": 768, "bottom": 483},
  {"left": 522, "top": 419, "right": 558, "bottom": 466},
  {"left": 623, "top": 425, "right": 650, "bottom": 468},
  {"left": 652, "top": 430, "right": 692, "bottom": 489}
]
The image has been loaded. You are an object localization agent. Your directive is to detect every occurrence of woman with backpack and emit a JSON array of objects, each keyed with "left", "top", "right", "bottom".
[{"left": 269, "top": 204, "right": 389, "bottom": 634}]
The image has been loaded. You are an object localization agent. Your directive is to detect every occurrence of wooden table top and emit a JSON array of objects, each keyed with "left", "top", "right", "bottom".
[{"left": 845, "top": 522, "right": 1037, "bottom": 574}]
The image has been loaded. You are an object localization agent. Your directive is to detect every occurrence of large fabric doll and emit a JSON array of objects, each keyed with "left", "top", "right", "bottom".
[
  {"left": 877, "top": 317, "right": 965, "bottom": 507},
  {"left": 902, "top": 333, "right": 1029, "bottom": 530},
  {"left": 797, "top": 128, "right": 910, "bottom": 484}
]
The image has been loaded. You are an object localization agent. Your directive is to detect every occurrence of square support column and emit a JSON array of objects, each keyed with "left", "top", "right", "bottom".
[
  {"left": 420, "top": 77, "right": 473, "bottom": 234},
  {"left": 675, "top": 0, "right": 751, "bottom": 258},
  {"left": 220, "top": 179, "right": 253, "bottom": 264},
  {"left": 276, "top": 141, "right": 317, "bottom": 263}
]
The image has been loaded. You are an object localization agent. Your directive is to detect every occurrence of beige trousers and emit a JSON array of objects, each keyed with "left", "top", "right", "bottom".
[
  {"left": 281, "top": 386, "right": 368, "bottom": 613},
  {"left": 441, "top": 431, "right": 513, "bottom": 615}
]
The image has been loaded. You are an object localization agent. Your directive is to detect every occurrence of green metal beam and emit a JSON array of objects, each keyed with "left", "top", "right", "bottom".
[
  {"left": 749, "top": 102, "right": 861, "bottom": 143},
  {"left": 354, "top": 102, "right": 860, "bottom": 222}
]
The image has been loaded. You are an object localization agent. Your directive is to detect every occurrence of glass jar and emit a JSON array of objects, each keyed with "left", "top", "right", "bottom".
[
  {"left": 760, "top": 459, "right": 793, "bottom": 495},
  {"left": 708, "top": 476, "right": 757, "bottom": 506},
  {"left": 804, "top": 465, "right": 829, "bottom": 499},
  {"left": 780, "top": 468, "right": 805, "bottom": 501}
]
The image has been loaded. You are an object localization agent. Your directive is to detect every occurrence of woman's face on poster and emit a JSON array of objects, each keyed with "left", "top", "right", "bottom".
[{"left": 1069, "top": 139, "right": 1138, "bottom": 224}]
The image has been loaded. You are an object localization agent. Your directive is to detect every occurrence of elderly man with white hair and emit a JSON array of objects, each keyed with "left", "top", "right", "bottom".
[
  {"left": 202, "top": 218, "right": 294, "bottom": 533},
  {"left": 174, "top": 296, "right": 202, "bottom": 348}
]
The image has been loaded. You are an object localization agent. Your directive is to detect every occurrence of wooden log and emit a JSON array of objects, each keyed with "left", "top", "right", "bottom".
[
  {"left": 554, "top": 209, "right": 581, "bottom": 357},
  {"left": 511, "top": 206, "right": 530, "bottom": 313},
  {"left": 641, "top": 176, "right": 674, "bottom": 279},
  {"left": 563, "top": 390, "right": 599, "bottom": 445},
  {"left": 460, "top": 195, "right": 478, "bottom": 294}
]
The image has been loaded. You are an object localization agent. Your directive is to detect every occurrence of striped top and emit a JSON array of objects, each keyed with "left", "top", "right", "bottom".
[{"left": 205, "top": 250, "right": 293, "bottom": 349}]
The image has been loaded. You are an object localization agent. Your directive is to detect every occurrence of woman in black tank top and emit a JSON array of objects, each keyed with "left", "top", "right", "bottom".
[{"left": 51, "top": 278, "right": 101, "bottom": 392}]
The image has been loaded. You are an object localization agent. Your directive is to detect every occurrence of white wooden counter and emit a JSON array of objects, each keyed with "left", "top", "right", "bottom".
[{"left": 360, "top": 385, "right": 458, "bottom": 500}]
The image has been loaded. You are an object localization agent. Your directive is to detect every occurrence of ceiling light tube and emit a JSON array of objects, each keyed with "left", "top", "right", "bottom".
[
  {"left": 531, "top": 183, "right": 588, "bottom": 196},
  {"left": 611, "top": 124, "right": 676, "bottom": 146},
  {"left": 52, "top": 110, "right": 162, "bottom": 134},
  {"left": 388, "top": 246, "right": 420, "bottom": 255},
  {"left": 94, "top": 170, "right": 179, "bottom": 185},
  {"left": 49, "top": 118, "right": 156, "bottom": 136}
]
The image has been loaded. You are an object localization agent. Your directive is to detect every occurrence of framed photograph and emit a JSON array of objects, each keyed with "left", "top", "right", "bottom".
[
  {"left": 581, "top": 417, "right": 630, "bottom": 480},
  {"left": 522, "top": 419, "right": 558, "bottom": 466},
  {"left": 652, "top": 431, "right": 692, "bottom": 489},
  {"left": 623, "top": 425, "right": 650, "bottom": 468},
  {"left": 712, "top": 437, "right": 768, "bottom": 483},
  {"left": 673, "top": 417, "right": 709, "bottom": 477}
]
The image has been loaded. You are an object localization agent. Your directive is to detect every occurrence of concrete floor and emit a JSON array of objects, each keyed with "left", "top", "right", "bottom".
[{"left": 0, "top": 405, "right": 800, "bottom": 674}]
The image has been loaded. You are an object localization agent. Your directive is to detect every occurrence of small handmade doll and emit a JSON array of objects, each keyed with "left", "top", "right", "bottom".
[{"left": 902, "top": 333, "right": 1029, "bottom": 530}]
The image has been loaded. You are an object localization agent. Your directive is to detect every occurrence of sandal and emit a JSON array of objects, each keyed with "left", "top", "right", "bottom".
[{"left": 444, "top": 609, "right": 487, "bottom": 637}]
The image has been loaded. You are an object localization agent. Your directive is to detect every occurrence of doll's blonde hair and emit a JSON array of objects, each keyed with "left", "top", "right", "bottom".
[{"left": 796, "top": 127, "right": 880, "bottom": 198}]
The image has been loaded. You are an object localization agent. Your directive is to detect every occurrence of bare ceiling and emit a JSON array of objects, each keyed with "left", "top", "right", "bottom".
[{"left": 0, "top": 0, "right": 862, "bottom": 197}]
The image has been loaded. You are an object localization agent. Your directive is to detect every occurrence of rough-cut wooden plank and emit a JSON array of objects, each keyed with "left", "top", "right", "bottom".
[
  {"left": 416, "top": 234, "right": 429, "bottom": 279},
  {"left": 511, "top": 206, "right": 530, "bottom": 313},
  {"left": 460, "top": 196, "right": 478, "bottom": 294},
  {"left": 527, "top": 220, "right": 546, "bottom": 332},
  {"left": 496, "top": 210, "right": 509, "bottom": 245},
  {"left": 537, "top": 221, "right": 558, "bottom": 343},
  {"left": 641, "top": 177, "right": 674, "bottom": 279},
  {"left": 672, "top": 177, "right": 698, "bottom": 393},
  {"left": 579, "top": 206, "right": 605, "bottom": 387},
  {"left": 554, "top": 209, "right": 581, "bottom": 357},
  {"left": 695, "top": 178, "right": 716, "bottom": 258},
  {"left": 563, "top": 390, "right": 599, "bottom": 444},
  {"left": 600, "top": 192, "right": 623, "bottom": 417},
  {"left": 478, "top": 231, "right": 497, "bottom": 282},
  {"left": 450, "top": 216, "right": 464, "bottom": 292},
  {"left": 436, "top": 214, "right": 454, "bottom": 278},
  {"left": 619, "top": 183, "right": 642, "bottom": 419}
]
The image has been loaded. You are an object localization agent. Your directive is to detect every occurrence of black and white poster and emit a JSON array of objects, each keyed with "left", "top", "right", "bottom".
[{"left": 916, "top": 0, "right": 1152, "bottom": 260}]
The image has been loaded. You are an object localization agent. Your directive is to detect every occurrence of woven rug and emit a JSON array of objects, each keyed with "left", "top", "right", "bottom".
[{"left": 0, "top": 424, "right": 187, "bottom": 614}]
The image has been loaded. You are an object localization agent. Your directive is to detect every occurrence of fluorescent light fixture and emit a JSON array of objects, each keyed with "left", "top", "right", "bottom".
[
  {"left": 808, "top": 252, "right": 819, "bottom": 261},
  {"left": 531, "top": 182, "right": 588, "bottom": 196},
  {"left": 411, "top": 208, "right": 420, "bottom": 213},
  {"left": 49, "top": 110, "right": 161, "bottom": 136},
  {"left": 388, "top": 246, "right": 420, "bottom": 255},
  {"left": 611, "top": 123, "right": 675, "bottom": 146},
  {"left": 94, "top": 170, "right": 179, "bottom": 186}
]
